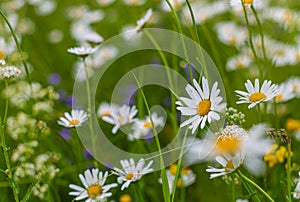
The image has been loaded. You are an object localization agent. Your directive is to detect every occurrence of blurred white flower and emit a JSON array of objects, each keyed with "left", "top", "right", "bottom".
[
  {"left": 0, "top": 65, "right": 21, "bottom": 79},
  {"left": 102, "top": 105, "right": 138, "bottom": 134},
  {"left": 215, "top": 22, "right": 248, "bottom": 47},
  {"left": 275, "top": 82, "right": 295, "bottom": 103},
  {"left": 67, "top": 46, "right": 97, "bottom": 58},
  {"left": 135, "top": 9, "right": 153, "bottom": 31}
]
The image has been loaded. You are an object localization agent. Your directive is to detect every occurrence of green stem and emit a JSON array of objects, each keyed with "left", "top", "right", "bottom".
[
  {"left": 133, "top": 75, "right": 170, "bottom": 202},
  {"left": 144, "top": 30, "right": 177, "bottom": 131},
  {"left": 257, "top": 104, "right": 262, "bottom": 123},
  {"left": 250, "top": 5, "right": 268, "bottom": 64},
  {"left": 238, "top": 170, "right": 275, "bottom": 202},
  {"left": 240, "top": 1, "right": 263, "bottom": 77},
  {"left": 82, "top": 59, "right": 96, "bottom": 156},
  {"left": 0, "top": 10, "right": 31, "bottom": 85},
  {"left": 171, "top": 128, "right": 188, "bottom": 202},
  {"left": 286, "top": 143, "right": 292, "bottom": 202},
  {"left": 164, "top": 0, "right": 208, "bottom": 79},
  {"left": 184, "top": 0, "right": 208, "bottom": 78},
  {"left": 0, "top": 81, "right": 19, "bottom": 202}
]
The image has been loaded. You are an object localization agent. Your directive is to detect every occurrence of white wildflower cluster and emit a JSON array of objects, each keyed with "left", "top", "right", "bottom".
[
  {"left": 0, "top": 65, "right": 21, "bottom": 80},
  {"left": 224, "top": 107, "right": 246, "bottom": 125},
  {"left": 6, "top": 112, "right": 50, "bottom": 140},
  {"left": 2, "top": 81, "right": 59, "bottom": 110},
  {"left": 97, "top": 102, "right": 164, "bottom": 141},
  {"left": 13, "top": 150, "right": 60, "bottom": 199},
  {"left": 32, "top": 184, "right": 49, "bottom": 200}
]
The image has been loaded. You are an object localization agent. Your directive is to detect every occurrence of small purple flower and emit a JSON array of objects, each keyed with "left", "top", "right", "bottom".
[
  {"left": 183, "top": 63, "right": 197, "bottom": 82},
  {"left": 84, "top": 150, "right": 93, "bottom": 159},
  {"left": 48, "top": 73, "right": 61, "bottom": 86},
  {"left": 59, "top": 128, "right": 71, "bottom": 140},
  {"left": 145, "top": 131, "right": 153, "bottom": 143},
  {"left": 66, "top": 96, "right": 76, "bottom": 107}
]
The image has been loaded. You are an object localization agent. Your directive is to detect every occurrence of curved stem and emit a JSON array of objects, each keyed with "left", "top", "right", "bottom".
[
  {"left": 83, "top": 59, "right": 96, "bottom": 156},
  {"left": 0, "top": 10, "right": 31, "bottom": 85},
  {"left": 240, "top": 2, "right": 263, "bottom": 78},
  {"left": 0, "top": 80, "right": 19, "bottom": 202},
  {"left": 238, "top": 170, "right": 275, "bottom": 202}
]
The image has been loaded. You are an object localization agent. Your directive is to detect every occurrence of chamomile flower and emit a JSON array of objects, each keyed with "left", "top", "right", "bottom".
[
  {"left": 0, "top": 65, "right": 21, "bottom": 79},
  {"left": 287, "top": 77, "right": 300, "bottom": 97},
  {"left": 215, "top": 22, "right": 248, "bottom": 47},
  {"left": 275, "top": 82, "right": 295, "bottom": 102},
  {"left": 135, "top": 9, "right": 153, "bottom": 32},
  {"left": 206, "top": 154, "right": 244, "bottom": 179},
  {"left": 69, "top": 168, "right": 118, "bottom": 201},
  {"left": 102, "top": 105, "right": 138, "bottom": 134},
  {"left": 235, "top": 79, "right": 278, "bottom": 109},
  {"left": 58, "top": 109, "right": 88, "bottom": 128},
  {"left": 67, "top": 46, "right": 97, "bottom": 58},
  {"left": 176, "top": 77, "right": 226, "bottom": 134},
  {"left": 112, "top": 158, "right": 153, "bottom": 190},
  {"left": 230, "top": 0, "right": 257, "bottom": 7},
  {"left": 97, "top": 102, "right": 118, "bottom": 118},
  {"left": 130, "top": 112, "right": 164, "bottom": 141},
  {"left": 158, "top": 164, "right": 196, "bottom": 193},
  {"left": 123, "top": 0, "right": 146, "bottom": 6}
]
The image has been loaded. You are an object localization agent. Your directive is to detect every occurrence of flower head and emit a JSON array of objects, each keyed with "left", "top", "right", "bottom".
[
  {"left": 176, "top": 77, "right": 226, "bottom": 134},
  {"left": 275, "top": 82, "right": 295, "bottom": 103},
  {"left": 0, "top": 65, "right": 21, "bottom": 80},
  {"left": 58, "top": 109, "right": 88, "bottom": 128},
  {"left": 230, "top": 0, "right": 255, "bottom": 7},
  {"left": 130, "top": 112, "right": 164, "bottom": 141},
  {"left": 293, "top": 172, "right": 300, "bottom": 199},
  {"left": 135, "top": 9, "right": 153, "bottom": 32},
  {"left": 112, "top": 158, "right": 153, "bottom": 190},
  {"left": 235, "top": 79, "right": 278, "bottom": 108},
  {"left": 69, "top": 168, "right": 117, "bottom": 201},
  {"left": 67, "top": 46, "right": 97, "bottom": 58},
  {"left": 102, "top": 105, "right": 138, "bottom": 134}
]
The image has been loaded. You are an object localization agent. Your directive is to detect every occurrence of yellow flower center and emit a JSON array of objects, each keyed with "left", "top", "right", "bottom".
[
  {"left": 225, "top": 160, "right": 234, "bottom": 172},
  {"left": 143, "top": 121, "right": 152, "bottom": 128},
  {"left": 126, "top": 172, "right": 134, "bottom": 180},
  {"left": 249, "top": 92, "right": 266, "bottom": 102},
  {"left": 69, "top": 119, "right": 79, "bottom": 126},
  {"left": 215, "top": 134, "right": 241, "bottom": 154},
  {"left": 87, "top": 185, "right": 103, "bottom": 199},
  {"left": 286, "top": 119, "right": 300, "bottom": 131},
  {"left": 197, "top": 99, "right": 211, "bottom": 116},
  {"left": 169, "top": 164, "right": 178, "bottom": 176},
  {"left": 0, "top": 50, "right": 4, "bottom": 59},
  {"left": 176, "top": 179, "right": 183, "bottom": 187},
  {"left": 119, "top": 194, "right": 132, "bottom": 202},
  {"left": 101, "top": 110, "right": 111, "bottom": 117},
  {"left": 243, "top": 0, "right": 253, "bottom": 4},
  {"left": 275, "top": 93, "right": 283, "bottom": 101}
]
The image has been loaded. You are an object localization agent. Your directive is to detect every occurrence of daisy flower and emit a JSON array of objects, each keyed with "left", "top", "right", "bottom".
[
  {"left": 58, "top": 109, "right": 88, "bottom": 128},
  {"left": 130, "top": 112, "right": 164, "bottom": 141},
  {"left": 135, "top": 9, "right": 152, "bottom": 32},
  {"left": 205, "top": 124, "right": 271, "bottom": 178},
  {"left": 69, "top": 168, "right": 118, "bottom": 201},
  {"left": 176, "top": 77, "right": 226, "bottom": 134},
  {"left": 67, "top": 46, "right": 97, "bottom": 58},
  {"left": 206, "top": 154, "right": 244, "bottom": 179},
  {"left": 230, "top": 0, "right": 257, "bottom": 7},
  {"left": 275, "top": 82, "right": 295, "bottom": 103},
  {"left": 102, "top": 105, "right": 138, "bottom": 134},
  {"left": 0, "top": 65, "right": 21, "bottom": 79},
  {"left": 97, "top": 102, "right": 118, "bottom": 118},
  {"left": 112, "top": 158, "right": 153, "bottom": 190},
  {"left": 235, "top": 79, "right": 278, "bottom": 109},
  {"left": 159, "top": 164, "right": 196, "bottom": 193}
]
